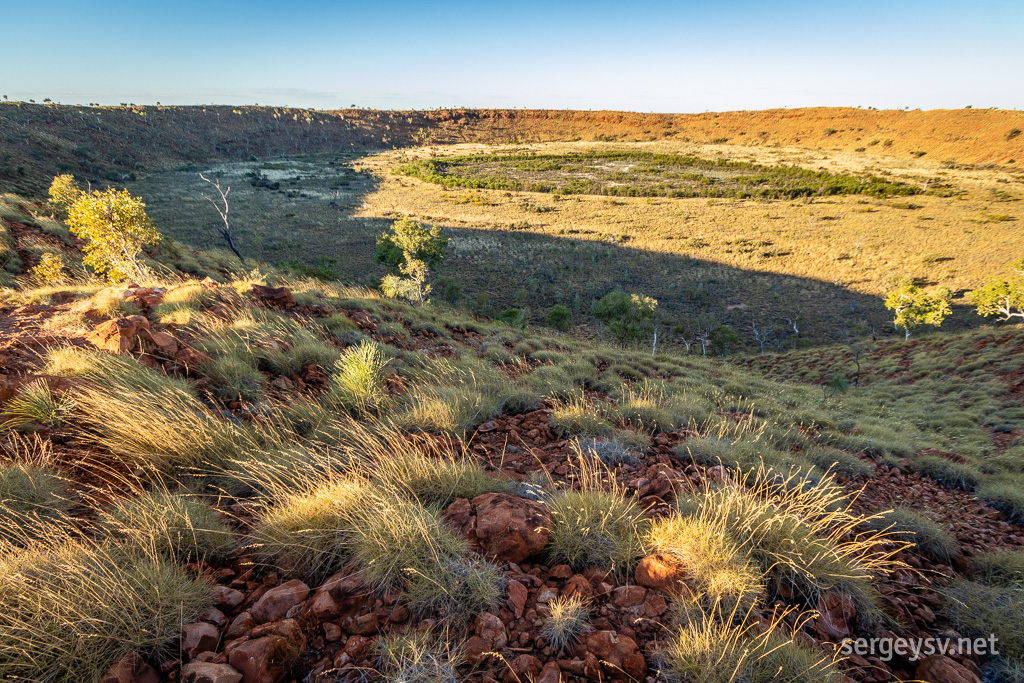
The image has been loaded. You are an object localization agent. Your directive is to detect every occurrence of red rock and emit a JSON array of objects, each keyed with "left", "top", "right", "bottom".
[
  {"left": 503, "top": 654, "right": 543, "bottom": 683},
  {"left": 475, "top": 612, "right": 508, "bottom": 649},
  {"left": 227, "top": 620, "right": 304, "bottom": 683},
  {"left": 181, "top": 621, "right": 221, "bottom": 658},
  {"left": 550, "top": 564, "right": 574, "bottom": 580},
  {"left": 333, "top": 635, "right": 374, "bottom": 669},
  {"left": 561, "top": 574, "right": 593, "bottom": 599},
  {"left": 444, "top": 493, "right": 551, "bottom": 564},
  {"left": 199, "top": 607, "right": 227, "bottom": 627},
  {"left": 101, "top": 652, "right": 160, "bottom": 683},
  {"left": 537, "top": 662, "right": 562, "bottom": 683},
  {"left": 612, "top": 585, "right": 647, "bottom": 608},
  {"left": 507, "top": 579, "right": 528, "bottom": 619},
  {"left": 181, "top": 662, "right": 243, "bottom": 683},
  {"left": 225, "top": 612, "right": 255, "bottom": 639},
  {"left": 88, "top": 315, "right": 154, "bottom": 354},
  {"left": 212, "top": 585, "right": 245, "bottom": 610},
  {"left": 250, "top": 284, "right": 295, "bottom": 308},
  {"left": 635, "top": 553, "right": 688, "bottom": 594},
  {"left": 584, "top": 631, "right": 646, "bottom": 680},
  {"left": 916, "top": 656, "right": 983, "bottom": 683},
  {"left": 200, "top": 277, "right": 220, "bottom": 290},
  {"left": 250, "top": 579, "right": 309, "bottom": 624},
  {"left": 814, "top": 592, "right": 856, "bottom": 641},
  {"left": 149, "top": 330, "right": 178, "bottom": 355}
]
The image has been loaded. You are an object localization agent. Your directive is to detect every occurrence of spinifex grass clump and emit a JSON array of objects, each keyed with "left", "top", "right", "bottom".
[
  {"left": 374, "top": 631, "right": 460, "bottom": 683},
  {"left": 658, "top": 606, "right": 843, "bottom": 683},
  {"left": 330, "top": 340, "right": 389, "bottom": 412},
  {"left": 0, "top": 380, "right": 74, "bottom": 431},
  {"left": 0, "top": 439, "right": 71, "bottom": 543},
  {"left": 645, "top": 513, "right": 765, "bottom": 614},
  {"left": 98, "top": 489, "right": 236, "bottom": 563},
  {"left": 863, "top": 507, "right": 957, "bottom": 563},
  {"left": 683, "top": 466, "right": 908, "bottom": 623},
  {"left": 540, "top": 594, "right": 592, "bottom": 650},
  {"left": 546, "top": 458, "right": 647, "bottom": 575},
  {"left": 549, "top": 394, "right": 613, "bottom": 438},
  {"left": 0, "top": 536, "right": 210, "bottom": 683},
  {"left": 370, "top": 449, "right": 510, "bottom": 507}
]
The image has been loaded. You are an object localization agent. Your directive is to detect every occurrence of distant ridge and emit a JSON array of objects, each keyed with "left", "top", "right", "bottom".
[{"left": 2, "top": 103, "right": 1022, "bottom": 193}]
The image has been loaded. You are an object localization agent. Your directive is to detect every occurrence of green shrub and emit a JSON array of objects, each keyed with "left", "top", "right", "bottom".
[
  {"left": 98, "top": 490, "right": 235, "bottom": 562},
  {"left": 0, "top": 539, "right": 210, "bottom": 683},
  {"left": 370, "top": 450, "right": 510, "bottom": 507}
]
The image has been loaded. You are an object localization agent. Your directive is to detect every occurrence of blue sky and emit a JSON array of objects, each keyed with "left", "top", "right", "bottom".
[{"left": 4, "top": 0, "right": 1023, "bottom": 111}]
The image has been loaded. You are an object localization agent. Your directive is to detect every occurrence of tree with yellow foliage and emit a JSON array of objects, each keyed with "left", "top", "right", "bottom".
[{"left": 65, "top": 186, "right": 160, "bottom": 282}]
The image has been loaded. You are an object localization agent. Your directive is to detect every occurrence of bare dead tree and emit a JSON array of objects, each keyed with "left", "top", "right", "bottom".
[
  {"left": 751, "top": 316, "right": 772, "bottom": 354},
  {"left": 199, "top": 173, "right": 245, "bottom": 264}
]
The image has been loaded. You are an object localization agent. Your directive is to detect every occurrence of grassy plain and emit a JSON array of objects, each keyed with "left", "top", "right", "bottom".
[{"left": 126, "top": 140, "right": 1024, "bottom": 349}]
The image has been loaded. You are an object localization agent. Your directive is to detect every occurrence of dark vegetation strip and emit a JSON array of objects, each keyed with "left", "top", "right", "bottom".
[{"left": 399, "top": 151, "right": 920, "bottom": 199}]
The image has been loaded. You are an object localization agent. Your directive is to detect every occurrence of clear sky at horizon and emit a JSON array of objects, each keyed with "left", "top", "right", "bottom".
[{"left": 4, "top": 0, "right": 1023, "bottom": 112}]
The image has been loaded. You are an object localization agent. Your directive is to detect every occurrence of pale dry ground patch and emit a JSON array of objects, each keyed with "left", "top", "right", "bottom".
[{"left": 356, "top": 141, "right": 1024, "bottom": 301}]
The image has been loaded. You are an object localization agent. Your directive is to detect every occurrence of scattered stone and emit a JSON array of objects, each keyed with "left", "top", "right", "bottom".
[
  {"left": 180, "top": 662, "right": 243, "bottom": 683},
  {"left": 635, "top": 553, "right": 688, "bottom": 594},
  {"left": 100, "top": 652, "right": 160, "bottom": 683},
  {"left": 444, "top": 493, "right": 552, "bottom": 564},
  {"left": 249, "top": 284, "right": 295, "bottom": 309},
  {"left": 250, "top": 579, "right": 309, "bottom": 624},
  {"left": 915, "top": 655, "right": 983, "bottom": 683}
]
